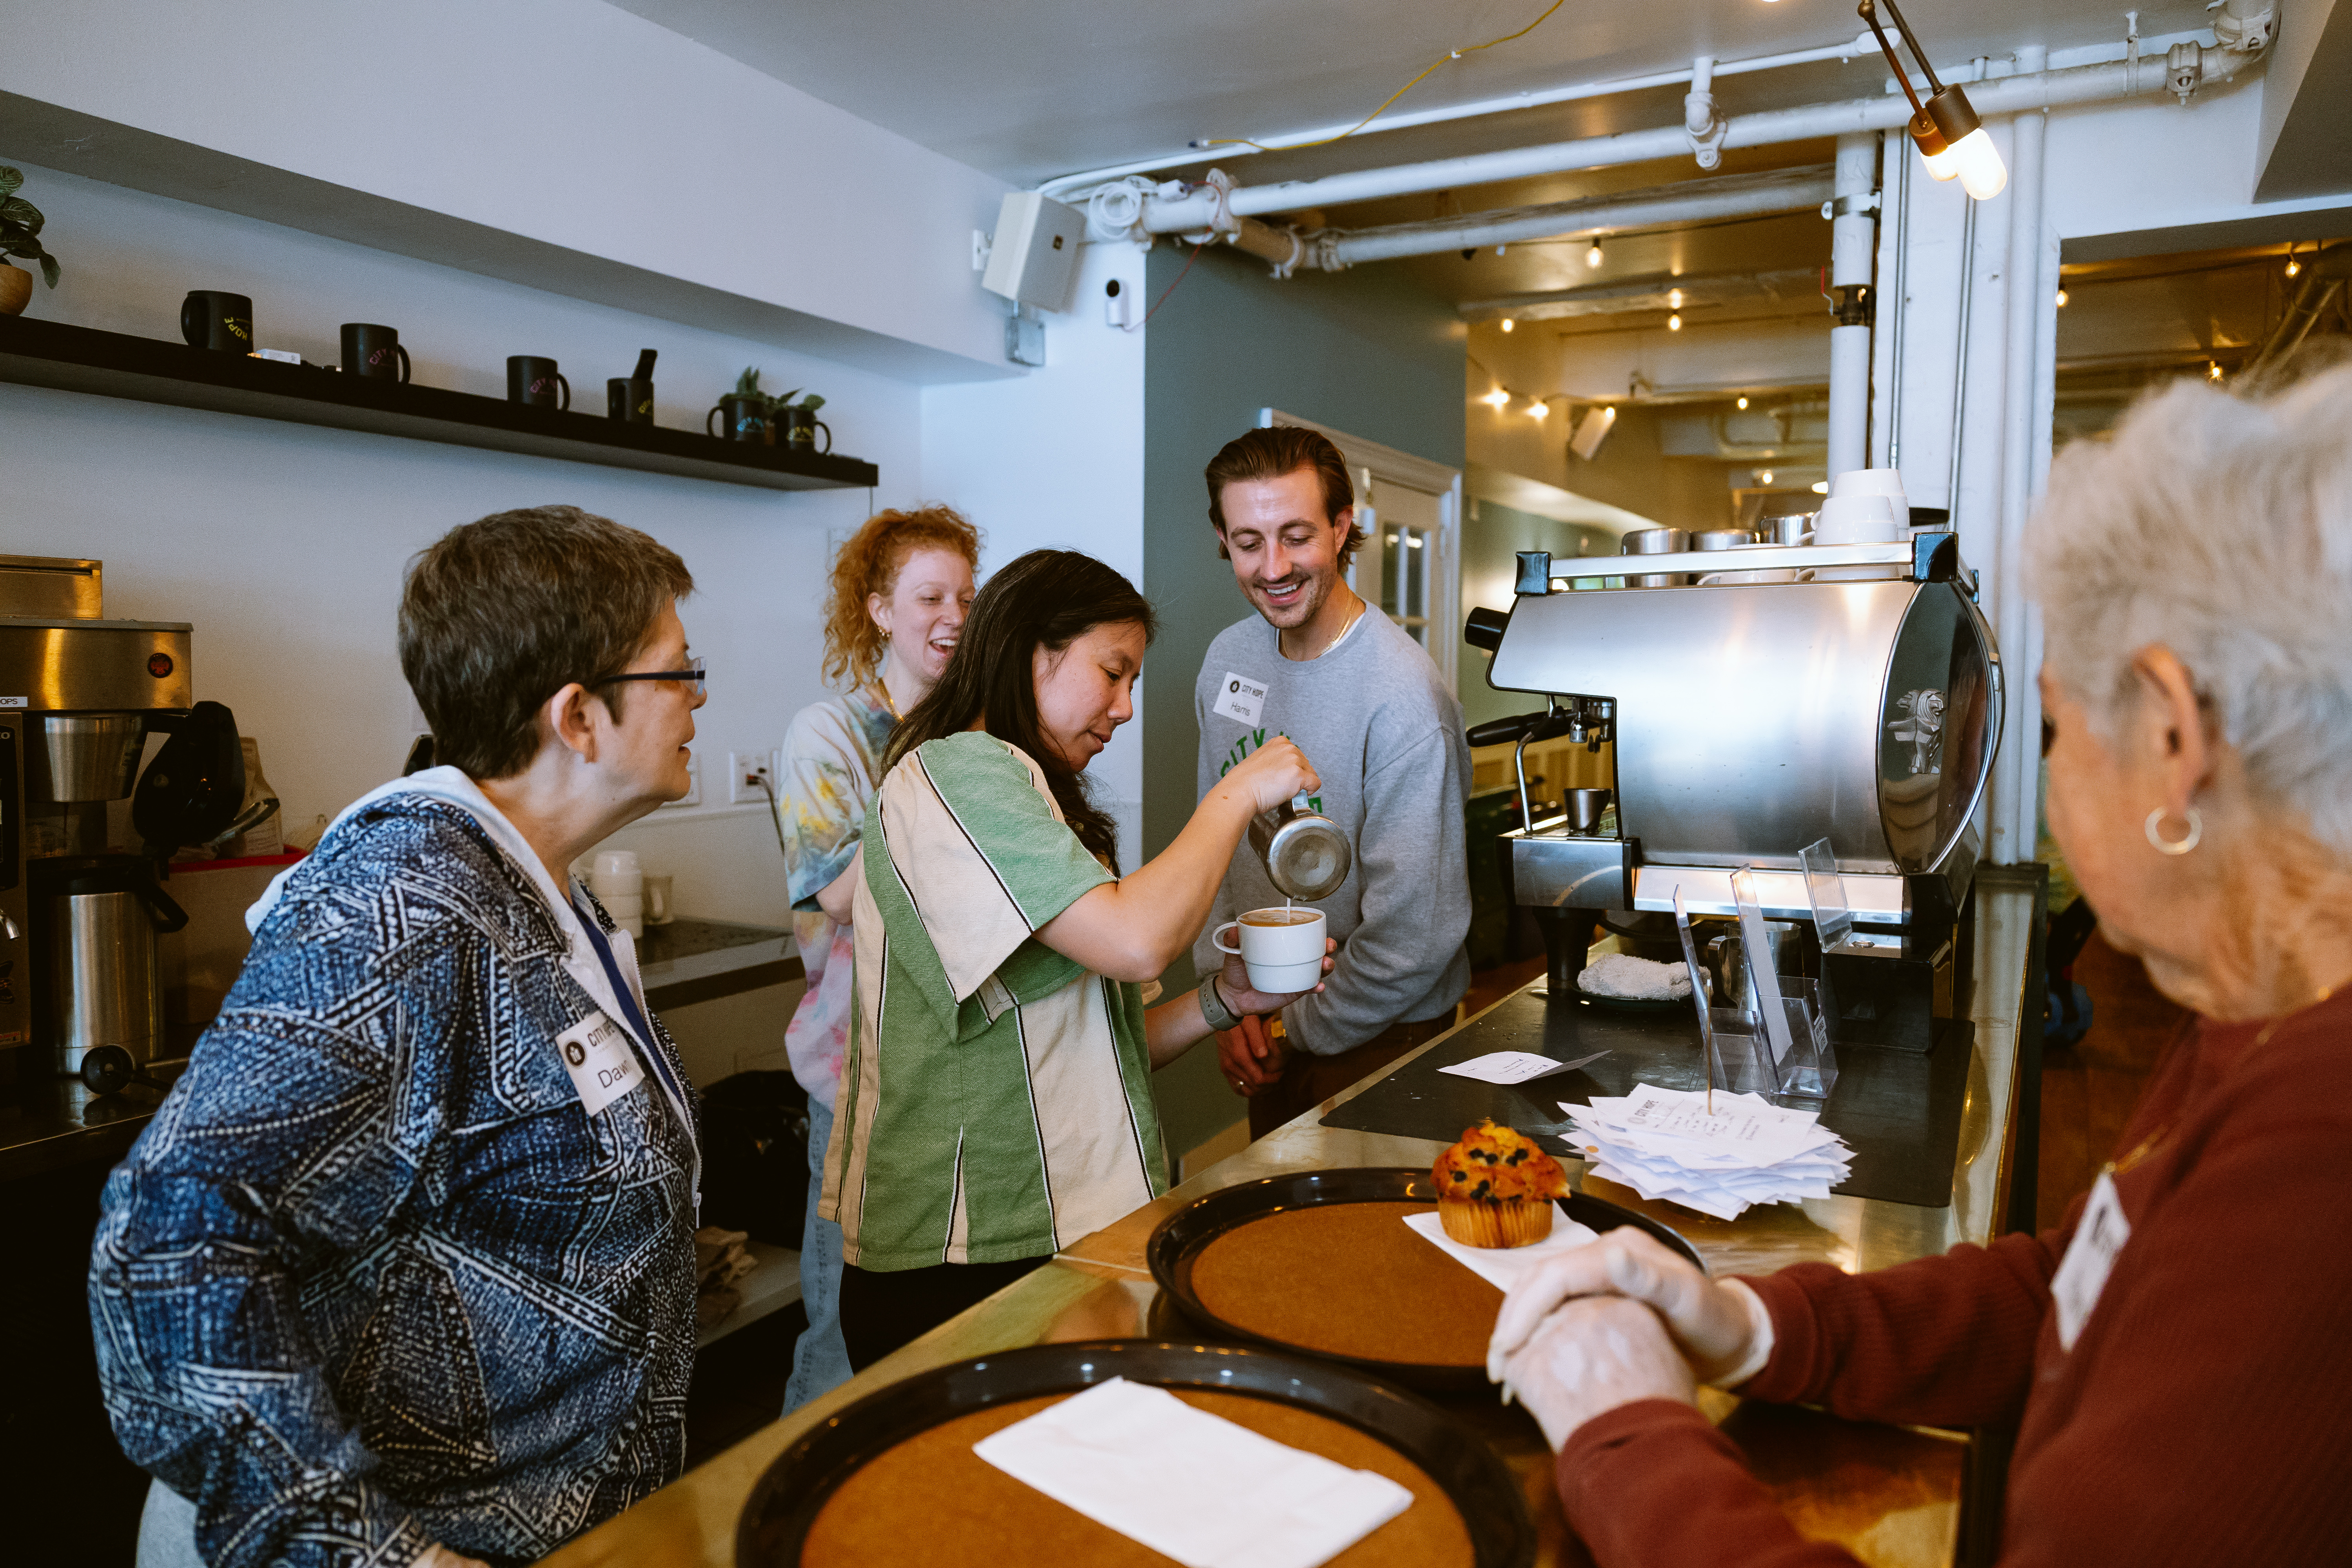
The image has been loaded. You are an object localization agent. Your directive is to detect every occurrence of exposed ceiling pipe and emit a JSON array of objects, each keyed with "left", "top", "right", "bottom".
[
  {"left": 1110, "top": 38, "right": 2269, "bottom": 239},
  {"left": 1037, "top": 34, "right": 1879, "bottom": 201},
  {"left": 1317, "top": 166, "right": 1833, "bottom": 268},
  {"left": 1460, "top": 265, "right": 1823, "bottom": 322},
  {"left": 2247, "top": 242, "right": 2352, "bottom": 370}
]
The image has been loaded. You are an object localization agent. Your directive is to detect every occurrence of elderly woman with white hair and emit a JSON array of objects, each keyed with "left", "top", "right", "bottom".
[{"left": 1486, "top": 363, "right": 2352, "bottom": 1565}]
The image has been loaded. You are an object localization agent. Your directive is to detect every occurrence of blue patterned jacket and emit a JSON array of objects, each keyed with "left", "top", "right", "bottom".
[{"left": 89, "top": 793, "right": 699, "bottom": 1568}]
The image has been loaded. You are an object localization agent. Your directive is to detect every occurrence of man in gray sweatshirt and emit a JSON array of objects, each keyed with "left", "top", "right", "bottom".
[{"left": 1191, "top": 425, "right": 1472, "bottom": 1138}]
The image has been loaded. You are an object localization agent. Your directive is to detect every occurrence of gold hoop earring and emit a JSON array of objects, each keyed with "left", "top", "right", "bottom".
[{"left": 2145, "top": 806, "right": 2202, "bottom": 856}]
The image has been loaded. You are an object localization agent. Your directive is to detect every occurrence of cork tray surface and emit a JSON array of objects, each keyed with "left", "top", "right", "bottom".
[
  {"left": 800, "top": 1388, "right": 1473, "bottom": 1568},
  {"left": 1189, "top": 1201, "right": 1500, "bottom": 1368}
]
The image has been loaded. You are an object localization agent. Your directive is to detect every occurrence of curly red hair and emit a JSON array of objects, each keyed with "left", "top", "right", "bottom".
[{"left": 820, "top": 505, "right": 983, "bottom": 690}]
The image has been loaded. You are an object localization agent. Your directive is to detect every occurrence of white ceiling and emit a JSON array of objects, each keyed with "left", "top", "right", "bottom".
[{"left": 613, "top": 0, "right": 2216, "bottom": 187}]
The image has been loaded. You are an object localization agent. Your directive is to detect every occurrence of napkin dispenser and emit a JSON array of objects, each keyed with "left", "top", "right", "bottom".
[{"left": 1465, "top": 532, "right": 2002, "bottom": 1049}]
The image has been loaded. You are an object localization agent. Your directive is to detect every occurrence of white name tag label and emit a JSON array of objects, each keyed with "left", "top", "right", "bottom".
[
  {"left": 2051, "top": 1169, "right": 2131, "bottom": 1351},
  {"left": 1212, "top": 671, "right": 1268, "bottom": 725},
  {"left": 557, "top": 1010, "right": 643, "bottom": 1117}
]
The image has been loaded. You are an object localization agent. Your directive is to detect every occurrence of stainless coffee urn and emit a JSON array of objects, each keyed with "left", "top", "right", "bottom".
[
  {"left": 1464, "top": 531, "right": 2001, "bottom": 1050},
  {"left": 1, "top": 554, "right": 248, "bottom": 1093}
]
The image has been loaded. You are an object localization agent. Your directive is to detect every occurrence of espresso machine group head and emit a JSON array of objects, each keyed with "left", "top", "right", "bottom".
[
  {"left": 1465, "top": 530, "right": 2002, "bottom": 1049},
  {"left": 1, "top": 555, "right": 253, "bottom": 1093}
]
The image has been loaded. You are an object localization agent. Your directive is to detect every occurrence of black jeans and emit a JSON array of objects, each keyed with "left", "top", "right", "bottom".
[{"left": 838, "top": 1255, "right": 1050, "bottom": 1372}]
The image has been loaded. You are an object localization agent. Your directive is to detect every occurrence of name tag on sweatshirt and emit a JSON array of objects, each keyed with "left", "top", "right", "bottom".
[
  {"left": 2051, "top": 1169, "right": 2130, "bottom": 1351},
  {"left": 556, "top": 1010, "right": 644, "bottom": 1117},
  {"left": 1213, "top": 671, "right": 1268, "bottom": 726}
]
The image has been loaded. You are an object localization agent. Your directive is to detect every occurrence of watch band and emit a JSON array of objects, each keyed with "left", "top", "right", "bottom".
[{"left": 1198, "top": 973, "right": 1242, "bottom": 1033}]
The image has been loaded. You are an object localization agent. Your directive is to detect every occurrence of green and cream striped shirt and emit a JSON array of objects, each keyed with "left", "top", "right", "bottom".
[{"left": 820, "top": 732, "right": 1169, "bottom": 1270}]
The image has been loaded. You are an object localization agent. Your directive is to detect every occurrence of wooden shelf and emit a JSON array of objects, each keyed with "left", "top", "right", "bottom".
[{"left": 0, "top": 316, "right": 878, "bottom": 492}]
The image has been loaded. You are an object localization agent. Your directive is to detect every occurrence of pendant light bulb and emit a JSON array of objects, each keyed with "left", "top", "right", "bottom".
[
  {"left": 1667, "top": 312, "right": 1683, "bottom": 331},
  {"left": 1586, "top": 241, "right": 1604, "bottom": 269},
  {"left": 1947, "top": 126, "right": 2008, "bottom": 200},
  {"left": 1500, "top": 317, "right": 1515, "bottom": 332},
  {"left": 1736, "top": 396, "right": 1749, "bottom": 409}
]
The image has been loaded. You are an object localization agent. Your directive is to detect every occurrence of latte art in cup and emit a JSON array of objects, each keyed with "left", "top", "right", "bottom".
[{"left": 1241, "top": 909, "right": 1321, "bottom": 926}]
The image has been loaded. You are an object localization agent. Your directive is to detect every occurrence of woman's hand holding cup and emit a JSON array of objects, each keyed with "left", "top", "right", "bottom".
[{"left": 1216, "top": 933, "right": 1336, "bottom": 1015}]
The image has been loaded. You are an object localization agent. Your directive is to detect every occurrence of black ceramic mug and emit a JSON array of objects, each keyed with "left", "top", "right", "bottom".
[
  {"left": 180, "top": 291, "right": 255, "bottom": 354},
  {"left": 607, "top": 377, "right": 654, "bottom": 423},
  {"left": 706, "top": 394, "right": 769, "bottom": 444},
  {"left": 340, "top": 323, "right": 410, "bottom": 383},
  {"left": 780, "top": 407, "right": 832, "bottom": 453},
  {"left": 507, "top": 356, "right": 570, "bottom": 410}
]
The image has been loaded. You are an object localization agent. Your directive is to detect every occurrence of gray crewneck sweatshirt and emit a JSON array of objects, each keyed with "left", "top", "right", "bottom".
[{"left": 1192, "top": 606, "right": 1472, "bottom": 1055}]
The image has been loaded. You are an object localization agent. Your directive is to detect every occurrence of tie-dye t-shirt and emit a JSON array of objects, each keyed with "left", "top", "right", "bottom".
[{"left": 780, "top": 685, "right": 895, "bottom": 1108}]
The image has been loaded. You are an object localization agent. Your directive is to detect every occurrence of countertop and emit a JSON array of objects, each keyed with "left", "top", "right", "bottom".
[
  {"left": 542, "top": 870, "right": 2037, "bottom": 1568},
  {"left": 0, "top": 916, "right": 797, "bottom": 1182}
]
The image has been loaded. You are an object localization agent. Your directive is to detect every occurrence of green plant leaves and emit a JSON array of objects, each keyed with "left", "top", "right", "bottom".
[
  {"left": 799, "top": 394, "right": 826, "bottom": 413},
  {"left": 0, "top": 166, "right": 20, "bottom": 198},
  {"left": 734, "top": 365, "right": 763, "bottom": 397},
  {"left": 37, "top": 252, "right": 58, "bottom": 288}
]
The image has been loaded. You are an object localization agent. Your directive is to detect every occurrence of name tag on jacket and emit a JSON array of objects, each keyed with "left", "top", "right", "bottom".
[
  {"left": 556, "top": 1010, "right": 644, "bottom": 1117},
  {"left": 2051, "top": 1169, "right": 2130, "bottom": 1351},
  {"left": 1212, "top": 671, "right": 1268, "bottom": 726}
]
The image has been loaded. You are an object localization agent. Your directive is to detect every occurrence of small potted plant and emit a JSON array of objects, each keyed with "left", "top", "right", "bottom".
[
  {"left": 0, "top": 165, "right": 63, "bottom": 316},
  {"left": 707, "top": 368, "right": 829, "bottom": 450},
  {"left": 774, "top": 387, "right": 829, "bottom": 453}
]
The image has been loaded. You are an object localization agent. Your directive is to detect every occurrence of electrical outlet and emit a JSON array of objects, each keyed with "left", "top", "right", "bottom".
[{"left": 728, "top": 749, "right": 780, "bottom": 805}]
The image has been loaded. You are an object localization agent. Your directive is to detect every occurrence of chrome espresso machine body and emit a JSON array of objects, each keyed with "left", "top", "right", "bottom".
[
  {"left": 1465, "top": 532, "right": 2001, "bottom": 1051},
  {"left": 1, "top": 554, "right": 249, "bottom": 1093}
]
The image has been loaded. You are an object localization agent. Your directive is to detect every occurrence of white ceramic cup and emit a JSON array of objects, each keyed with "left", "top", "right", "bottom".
[
  {"left": 643, "top": 874, "right": 673, "bottom": 926},
  {"left": 1812, "top": 493, "right": 1902, "bottom": 544},
  {"left": 591, "top": 848, "right": 643, "bottom": 894},
  {"left": 1212, "top": 907, "right": 1327, "bottom": 995},
  {"left": 1828, "top": 467, "right": 1909, "bottom": 514}
]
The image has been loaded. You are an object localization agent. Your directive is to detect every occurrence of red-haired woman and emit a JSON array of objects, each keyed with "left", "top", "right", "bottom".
[{"left": 777, "top": 505, "right": 978, "bottom": 1409}]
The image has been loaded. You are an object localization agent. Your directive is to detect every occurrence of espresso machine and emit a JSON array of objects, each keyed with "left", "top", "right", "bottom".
[
  {"left": 1, "top": 554, "right": 251, "bottom": 1093},
  {"left": 1464, "top": 531, "right": 2000, "bottom": 1052}
]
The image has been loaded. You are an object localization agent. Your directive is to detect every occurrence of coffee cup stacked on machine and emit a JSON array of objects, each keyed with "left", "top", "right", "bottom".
[{"left": 591, "top": 849, "right": 645, "bottom": 936}]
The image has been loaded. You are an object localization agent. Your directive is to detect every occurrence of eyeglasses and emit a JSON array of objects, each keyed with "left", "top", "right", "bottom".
[{"left": 595, "top": 655, "right": 706, "bottom": 699}]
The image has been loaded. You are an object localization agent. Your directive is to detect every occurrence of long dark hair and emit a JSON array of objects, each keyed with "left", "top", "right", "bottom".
[{"left": 886, "top": 549, "right": 1156, "bottom": 871}]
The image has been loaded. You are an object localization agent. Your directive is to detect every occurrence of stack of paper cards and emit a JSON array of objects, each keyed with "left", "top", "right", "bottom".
[{"left": 1558, "top": 1082, "right": 1853, "bottom": 1220}]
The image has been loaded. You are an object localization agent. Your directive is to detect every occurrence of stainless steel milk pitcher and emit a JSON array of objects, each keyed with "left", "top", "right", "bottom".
[{"left": 1247, "top": 792, "right": 1352, "bottom": 902}]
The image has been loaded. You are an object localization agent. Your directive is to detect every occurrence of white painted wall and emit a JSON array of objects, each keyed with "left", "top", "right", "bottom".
[
  {"left": 2, "top": 161, "right": 920, "bottom": 931},
  {"left": 0, "top": 0, "right": 1013, "bottom": 374},
  {"left": 920, "top": 240, "right": 1151, "bottom": 863}
]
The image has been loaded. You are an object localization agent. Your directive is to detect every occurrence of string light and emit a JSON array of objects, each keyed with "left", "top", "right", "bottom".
[
  {"left": 1586, "top": 241, "right": 1604, "bottom": 269},
  {"left": 1668, "top": 312, "right": 1683, "bottom": 331},
  {"left": 1668, "top": 288, "right": 1684, "bottom": 309},
  {"left": 2286, "top": 243, "right": 2302, "bottom": 279},
  {"left": 1482, "top": 387, "right": 1513, "bottom": 407},
  {"left": 1500, "top": 317, "right": 1515, "bottom": 332},
  {"left": 1528, "top": 398, "right": 1550, "bottom": 419},
  {"left": 1757, "top": 470, "right": 1775, "bottom": 486},
  {"left": 2208, "top": 362, "right": 2224, "bottom": 381},
  {"left": 2054, "top": 288, "right": 2069, "bottom": 307},
  {"left": 1736, "top": 396, "right": 1749, "bottom": 410}
]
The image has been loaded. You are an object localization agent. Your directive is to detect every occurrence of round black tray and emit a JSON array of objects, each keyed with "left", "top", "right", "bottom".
[
  {"left": 1147, "top": 1166, "right": 1705, "bottom": 1391},
  {"left": 736, "top": 1338, "right": 1534, "bottom": 1568}
]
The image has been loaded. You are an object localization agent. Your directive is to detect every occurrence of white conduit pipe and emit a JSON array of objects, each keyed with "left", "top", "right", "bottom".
[
  {"left": 1037, "top": 37, "right": 1875, "bottom": 201},
  {"left": 1992, "top": 48, "right": 2050, "bottom": 866},
  {"left": 1134, "top": 46, "right": 2267, "bottom": 234},
  {"left": 1826, "top": 132, "right": 1877, "bottom": 478},
  {"left": 1326, "top": 169, "right": 1834, "bottom": 266}
]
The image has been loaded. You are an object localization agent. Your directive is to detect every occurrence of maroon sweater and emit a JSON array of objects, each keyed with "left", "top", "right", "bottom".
[{"left": 1557, "top": 986, "right": 2352, "bottom": 1566}]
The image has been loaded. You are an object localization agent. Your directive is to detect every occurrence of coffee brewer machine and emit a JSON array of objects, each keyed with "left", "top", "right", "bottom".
[
  {"left": 1, "top": 555, "right": 252, "bottom": 1093},
  {"left": 1465, "top": 531, "right": 2001, "bottom": 1053}
]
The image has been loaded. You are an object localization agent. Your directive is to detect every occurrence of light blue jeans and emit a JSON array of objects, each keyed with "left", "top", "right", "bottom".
[{"left": 782, "top": 1094, "right": 853, "bottom": 1412}]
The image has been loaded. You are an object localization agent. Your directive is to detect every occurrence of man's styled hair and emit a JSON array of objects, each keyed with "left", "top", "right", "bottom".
[
  {"left": 400, "top": 505, "right": 693, "bottom": 780},
  {"left": 1203, "top": 426, "right": 1363, "bottom": 568}
]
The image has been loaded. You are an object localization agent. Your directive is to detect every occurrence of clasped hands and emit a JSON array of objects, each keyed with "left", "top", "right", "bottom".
[{"left": 1486, "top": 1227, "right": 1774, "bottom": 1452}]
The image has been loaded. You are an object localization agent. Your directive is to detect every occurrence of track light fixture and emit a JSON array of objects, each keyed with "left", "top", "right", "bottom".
[{"left": 1859, "top": 0, "right": 2008, "bottom": 200}]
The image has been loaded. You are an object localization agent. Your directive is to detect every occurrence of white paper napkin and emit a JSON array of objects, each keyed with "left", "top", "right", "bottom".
[
  {"left": 971, "top": 1377, "right": 1414, "bottom": 1568},
  {"left": 1557, "top": 1083, "right": 1854, "bottom": 1220},
  {"left": 1401, "top": 1204, "right": 1601, "bottom": 1292},
  {"left": 1436, "top": 1049, "right": 1608, "bottom": 1085}
]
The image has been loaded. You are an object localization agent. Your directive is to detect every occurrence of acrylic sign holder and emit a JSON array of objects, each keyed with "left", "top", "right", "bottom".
[{"left": 1672, "top": 862, "right": 1842, "bottom": 1103}]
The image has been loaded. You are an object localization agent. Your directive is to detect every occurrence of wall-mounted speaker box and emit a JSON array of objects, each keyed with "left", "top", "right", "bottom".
[{"left": 982, "top": 192, "right": 1087, "bottom": 313}]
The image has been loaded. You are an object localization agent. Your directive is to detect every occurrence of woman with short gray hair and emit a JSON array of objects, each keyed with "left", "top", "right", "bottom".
[{"left": 1477, "top": 365, "right": 2352, "bottom": 1566}]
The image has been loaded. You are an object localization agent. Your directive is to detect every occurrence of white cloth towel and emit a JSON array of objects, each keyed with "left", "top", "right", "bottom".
[{"left": 971, "top": 1378, "right": 1414, "bottom": 1568}]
